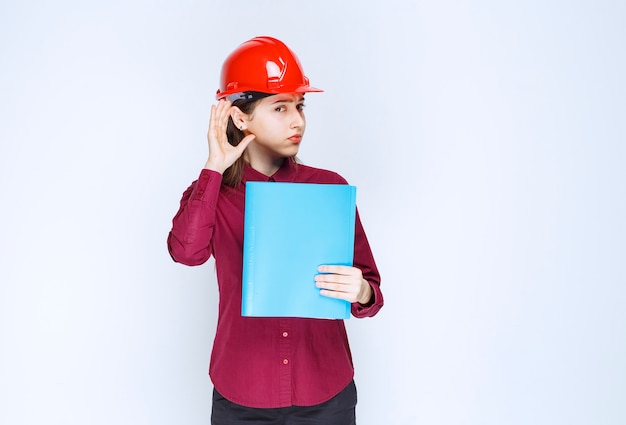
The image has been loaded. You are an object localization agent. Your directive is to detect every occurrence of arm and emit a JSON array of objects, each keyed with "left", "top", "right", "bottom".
[
  {"left": 167, "top": 99, "right": 255, "bottom": 265},
  {"left": 167, "top": 169, "right": 222, "bottom": 265},
  {"left": 315, "top": 210, "right": 384, "bottom": 318}
]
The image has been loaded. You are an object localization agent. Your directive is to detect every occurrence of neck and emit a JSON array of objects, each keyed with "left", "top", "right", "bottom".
[{"left": 244, "top": 152, "right": 286, "bottom": 177}]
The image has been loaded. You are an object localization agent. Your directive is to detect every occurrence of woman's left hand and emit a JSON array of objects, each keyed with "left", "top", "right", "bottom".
[{"left": 315, "top": 265, "right": 373, "bottom": 305}]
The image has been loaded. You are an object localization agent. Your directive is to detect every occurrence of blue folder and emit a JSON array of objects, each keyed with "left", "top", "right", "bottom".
[{"left": 242, "top": 182, "right": 357, "bottom": 319}]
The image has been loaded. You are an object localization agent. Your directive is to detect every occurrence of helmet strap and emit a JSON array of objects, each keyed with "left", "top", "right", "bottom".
[{"left": 226, "top": 91, "right": 272, "bottom": 102}]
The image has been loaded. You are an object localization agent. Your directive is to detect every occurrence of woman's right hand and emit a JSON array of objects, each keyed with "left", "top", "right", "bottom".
[{"left": 204, "top": 99, "right": 255, "bottom": 173}]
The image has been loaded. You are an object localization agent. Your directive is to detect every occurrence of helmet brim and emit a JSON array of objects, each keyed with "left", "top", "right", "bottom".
[{"left": 216, "top": 86, "right": 323, "bottom": 100}]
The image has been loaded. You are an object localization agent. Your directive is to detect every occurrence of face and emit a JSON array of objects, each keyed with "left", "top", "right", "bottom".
[{"left": 239, "top": 93, "right": 306, "bottom": 163}]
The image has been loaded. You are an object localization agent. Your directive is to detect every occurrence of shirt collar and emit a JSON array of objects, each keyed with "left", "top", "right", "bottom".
[{"left": 242, "top": 158, "right": 298, "bottom": 183}]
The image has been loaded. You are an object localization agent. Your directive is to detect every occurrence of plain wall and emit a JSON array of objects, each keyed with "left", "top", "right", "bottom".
[{"left": 1, "top": 1, "right": 625, "bottom": 424}]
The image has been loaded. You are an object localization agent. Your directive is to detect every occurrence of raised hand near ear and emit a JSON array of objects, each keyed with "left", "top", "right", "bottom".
[{"left": 204, "top": 99, "right": 255, "bottom": 173}]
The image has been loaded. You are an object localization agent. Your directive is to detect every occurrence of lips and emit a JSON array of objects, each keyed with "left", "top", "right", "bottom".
[{"left": 288, "top": 134, "right": 302, "bottom": 143}]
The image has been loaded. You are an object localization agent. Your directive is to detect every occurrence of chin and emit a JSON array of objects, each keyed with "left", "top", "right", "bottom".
[{"left": 282, "top": 147, "right": 300, "bottom": 156}]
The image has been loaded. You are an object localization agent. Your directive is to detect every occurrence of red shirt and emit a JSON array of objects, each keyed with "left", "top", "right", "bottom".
[{"left": 167, "top": 160, "right": 383, "bottom": 408}]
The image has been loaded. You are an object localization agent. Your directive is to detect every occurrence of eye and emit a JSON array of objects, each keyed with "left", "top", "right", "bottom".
[
  {"left": 297, "top": 103, "right": 306, "bottom": 111},
  {"left": 274, "top": 105, "right": 286, "bottom": 112}
]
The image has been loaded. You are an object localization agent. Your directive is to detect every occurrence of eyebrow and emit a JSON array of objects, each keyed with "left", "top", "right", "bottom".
[{"left": 271, "top": 96, "right": 306, "bottom": 104}]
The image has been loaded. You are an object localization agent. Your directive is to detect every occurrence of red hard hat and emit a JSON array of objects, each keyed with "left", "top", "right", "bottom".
[{"left": 216, "top": 36, "right": 323, "bottom": 100}]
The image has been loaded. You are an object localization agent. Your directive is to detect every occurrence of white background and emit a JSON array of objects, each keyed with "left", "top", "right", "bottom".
[{"left": 1, "top": 1, "right": 625, "bottom": 424}]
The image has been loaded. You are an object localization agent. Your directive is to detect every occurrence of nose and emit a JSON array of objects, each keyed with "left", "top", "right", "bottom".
[{"left": 291, "top": 108, "right": 305, "bottom": 128}]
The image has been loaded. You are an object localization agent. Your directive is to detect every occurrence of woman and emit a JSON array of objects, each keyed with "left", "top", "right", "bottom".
[{"left": 168, "top": 36, "right": 383, "bottom": 424}]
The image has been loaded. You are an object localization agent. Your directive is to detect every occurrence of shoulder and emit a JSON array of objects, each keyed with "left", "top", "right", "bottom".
[{"left": 294, "top": 163, "right": 349, "bottom": 184}]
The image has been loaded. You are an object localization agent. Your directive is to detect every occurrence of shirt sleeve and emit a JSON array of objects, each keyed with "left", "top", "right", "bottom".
[
  {"left": 350, "top": 209, "right": 384, "bottom": 318},
  {"left": 167, "top": 169, "right": 223, "bottom": 266}
]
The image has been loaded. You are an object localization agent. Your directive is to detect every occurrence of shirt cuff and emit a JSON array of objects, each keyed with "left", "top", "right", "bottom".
[
  {"left": 192, "top": 168, "right": 223, "bottom": 203},
  {"left": 351, "top": 281, "right": 383, "bottom": 318}
]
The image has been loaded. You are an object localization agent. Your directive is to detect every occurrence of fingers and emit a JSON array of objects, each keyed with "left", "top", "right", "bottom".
[
  {"left": 315, "top": 265, "right": 365, "bottom": 303},
  {"left": 315, "top": 272, "right": 355, "bottom": 285},
  {"left": 315, "top": 265, "right": 362, "bottom": 287},
  {"left": 316, "top": 281, "right": 360, "bottom": 302},
  {"left": 207, "top": 100, "right": 232, "bottom": 144},
  {"left": 317, "top": 265, "right": 359, "bottom": 276},
  {"left": 315, "top": 277, "right": 358, "bottom": 294},
  {"left": 317, "top": 288, "right": 349, "bottom": 300},
  {"left": 215, "top": 99, "right": 232, "bottom": 130},
  {"left": 207, "top": 104, "right": 216, "bottom": 140},
  {"left": 237, "top": 133, "right": 256, "bottom": 153}
]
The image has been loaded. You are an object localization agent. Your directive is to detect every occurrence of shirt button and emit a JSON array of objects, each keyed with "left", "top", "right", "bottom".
[
  {"left": 282, "top": 332, "right": 288, "bottom": 337},
  {"left": 283, "top": 359, "right": 289, "bottom": 365}
]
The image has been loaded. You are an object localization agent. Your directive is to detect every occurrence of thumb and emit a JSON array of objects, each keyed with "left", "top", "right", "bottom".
[{"left": 237, "top": 134, "right": 256, "bottom": 153}]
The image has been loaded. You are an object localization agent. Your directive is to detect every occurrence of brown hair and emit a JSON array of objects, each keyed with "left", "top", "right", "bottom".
[{"left": 221, "top": 94, "right": 264, "bottom": 187}]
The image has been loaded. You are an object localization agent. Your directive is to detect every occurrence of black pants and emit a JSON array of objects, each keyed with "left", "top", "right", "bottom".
[{"left": 211, "top": 380, "right": 357, "bottom": 425}]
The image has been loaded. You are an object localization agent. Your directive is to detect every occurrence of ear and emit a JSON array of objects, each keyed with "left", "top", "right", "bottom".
[{"left": 230, "top": 106, "right": 250, "bottom": 131}]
